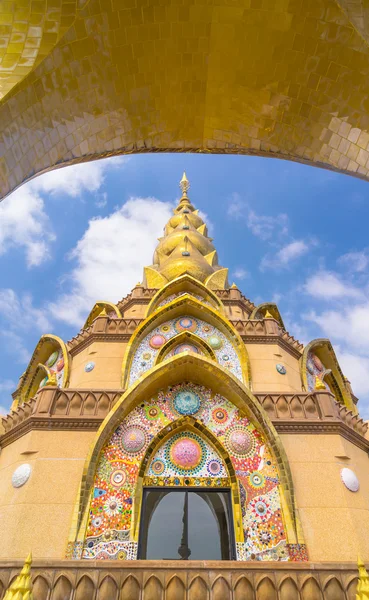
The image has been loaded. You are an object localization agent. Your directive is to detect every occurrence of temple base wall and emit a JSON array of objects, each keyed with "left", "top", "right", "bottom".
[{"left": 0, "top": 560, "right": 359, "bottom": 599}]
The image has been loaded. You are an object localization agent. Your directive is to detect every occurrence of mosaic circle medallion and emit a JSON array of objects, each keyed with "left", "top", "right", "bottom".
[
  {"left": 145, "top": 405, "right": 160, "bottom": 420},
  {"left": 249, "top": 471, "right": 265, "bottom": 488},
  {"left": 276, "top": 363, "right": 286, "bottom": 375},
  {"left": 174, "top": 317, "right": 197, "bottom": 333},
  {"left": 173, "top": 343, "right": 199, "bottom": 355},
  {"left": 208, "top": 335, "right": 222, "bottom": 349},
  {"left": 207, "top": 459, "right": 222, "bottom": 476},
  {"left": 12, "top": 464, "right": 31, "bottom": 488},
  {"left": 120, "top": 425, "right": 147, "bottom": 456},
  {"left": 85, "top": 361, "right": 95, "bottom": 372},
  {"left": 151, "top": 459, "right": 165, "bottom": 475},
  {"left": 110, "top": 469, "right": 127, "bottom": 488},
  {"left": 46, "top": 350, "right": 58, "bottom": 367},
  {"left": 173, "top": 390, "right": 201, "bottom": 415},
  {"left": 56, "top": 358, "right": 64, "bottom": 372},
  {"left": 341, "top": 468, "right": 359, "bottom": 492},
  {"left": 170, "top": 437, "right": 203, "bottom": 471},
  {"left": 250, "top": 498, "right": 271, "bottom": 521},
  {"left": 225, "top": 426, "right": 255, "bottom": 458},
  {"left": 212, "top": 407, "right": 229, "bottom": 424},
  {"left": 149, "top": 334, "right": 166, "bottom": 349}
]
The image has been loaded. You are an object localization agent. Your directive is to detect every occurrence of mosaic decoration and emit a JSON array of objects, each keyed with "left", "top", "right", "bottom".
[
  {"left": 148, "top": 431, "right": 227, "bottom": 478},
  {"left": 82, "top": 382, "right": 297, "bottom": 562},
  {"left": 341, "top": 468, "right": 360, "bottom": 492},
  {"left": 129, "top": 316, "right": 243, "bottom": 386},
  {"left": 276, "top": 364, "right": 287, "bottom": 375},
  {"left": 157, "top": 293, "right": 213, "bottom": 309},
  {"left": 306, "top": 351, "right": 331, "bottom": 392},
  {"left": 38, "top": 348, "right": 65, "bottom": 389},
  {"left": 12, "top": 464, "right": 31, "bottom": 488},
  {"left": 85, "top": 362, "right": 95, "bottom": 373},
  {"left": 170, "top": 343, "right": 202, "bottom": 356}
]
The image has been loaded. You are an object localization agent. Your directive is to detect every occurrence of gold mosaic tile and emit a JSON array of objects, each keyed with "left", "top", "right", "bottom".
[{"left": 1, "top": 0, "right": 369, "bottom": 198}]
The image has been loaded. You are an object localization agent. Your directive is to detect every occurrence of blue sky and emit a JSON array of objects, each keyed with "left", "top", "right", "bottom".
[{"left": 1, "top": 153, "right": 369, "bottom": 416}]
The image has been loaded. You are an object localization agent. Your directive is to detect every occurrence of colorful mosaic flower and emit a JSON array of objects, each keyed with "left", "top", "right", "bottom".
[
  {"left": 120, "top": 425, "right": 147, "bottom": 456},
  {"left": 103, "top": 496, "right": 123, "bottom": 517},
  {"left": 249, "top": 471, "right": 265, "bottom": 489},
  {"left": 110, "top": 470, "right": 127, "bottom": 488},
  {"left": 174, "top": 317, "right": 198, "bottom": 333},
  {"left": 173, "top": 389, "right": 201, "bottom": 415},
  {"left": 225, "top": 426, "right": 256, "bottom": 458}
]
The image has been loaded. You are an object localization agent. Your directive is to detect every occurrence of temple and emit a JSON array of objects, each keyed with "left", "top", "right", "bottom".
[{"left": 0, "top": 174, "right": 367, "bottom": 599}]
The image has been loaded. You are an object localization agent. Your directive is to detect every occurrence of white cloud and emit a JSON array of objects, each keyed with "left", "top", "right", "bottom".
[
  {"left": 0, "top": 186, "right": 54, "bottom": 267},
  {"left": 261, "top": 240, "right": 310, "bottom": 271},
  {"left": 0, "top": 289, "right": 52, "bottom": 332},
  {"left": 303, "top": 271, "right": 364, "bottom": 300},
  {"left": 307, "top": 303, "right": 369, "bottom": 353},
  {"left": 30, "top": 157, "right": 126, "bottom": 198},
  {"left": 48, "top": 197, "right": 173, "bottom": 326},
  {"left": 338, "top": 251, "right": 369, "bottom": 273},
  {"left": 227, "top": 194, "right": 288, "bottom": 240},
  {"left": 233, "top": 268, "right": 248, "bottom": 280},
  {"left": 0, "top": 157, "right": 126, "bottom": 267}
]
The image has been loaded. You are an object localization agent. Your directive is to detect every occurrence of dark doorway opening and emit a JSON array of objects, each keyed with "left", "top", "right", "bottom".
[{"left": 138, "top": 488, "right": 235, "bottom": 560}]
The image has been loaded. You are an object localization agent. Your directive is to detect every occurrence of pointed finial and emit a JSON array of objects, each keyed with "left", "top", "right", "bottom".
[
  {"left": 180, "top": 172, "right": 190, "bottom": 198},
  {"left": 315, "top": 376, "right": 326, "bottom": 391},
  {"left": 357, "top": 556, "right": 369, "bottom": 598},
  {"left": 3, "top": 553, "right": 33, "bottom": 599},
  {"left": 99, "top": 307, "right": 108, "bottom": 317},
  {"left": 46, "top": 372, "right": 58, "bottom": 387},
  {"left": 231, "top": 282, "right": 238, "bottom": 289},
  {"left": 264, "top": 310, "right": 273, "bottom": 319}
]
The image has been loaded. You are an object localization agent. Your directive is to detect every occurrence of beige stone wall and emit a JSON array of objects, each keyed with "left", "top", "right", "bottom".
[
  {"left": 0, "top": 427, "right": 368, "bottom": 562},
  {"left": 281, "top": 432, "right": 369, "bottom": 561},
  {"left": 246, "top": 343, "right": 303, "bottom": 393},
  {"left": 68, "top": 342, "right": 127, "bottom": 389},
  {"left": 223, "top": 304, "right": 249, "bottom": 320},
  {"left": 122, "top": 304, "right": 148, "bottom": 319},
  {"left": 0, "top": 429, "right": 95, "bottom": 560}
]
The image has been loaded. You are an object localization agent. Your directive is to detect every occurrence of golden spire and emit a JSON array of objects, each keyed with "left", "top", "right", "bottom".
[
  {"left": 3, "top": 553, "right": 33, "bottom": 600},
  {"left": 264, "top": 310, "right": 273, "bottom": 319},
  {"left": 357, "top": 557, "right": 369, "bottom": 598},
  {"left": 180, "top": 171, "right": 190, "bottom": 198},
  {"left": 143, "top": 174, "right": 229, "bottom": 290}
]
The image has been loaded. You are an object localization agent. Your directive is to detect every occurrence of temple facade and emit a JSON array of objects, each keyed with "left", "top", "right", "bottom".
[{"left": 0, "top": 174, "right": 368, "bottom": 599}]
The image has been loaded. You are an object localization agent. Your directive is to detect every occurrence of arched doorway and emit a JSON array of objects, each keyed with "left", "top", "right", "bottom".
[{"left": 139, "top": 487, "right": 235, "bottom": 560}]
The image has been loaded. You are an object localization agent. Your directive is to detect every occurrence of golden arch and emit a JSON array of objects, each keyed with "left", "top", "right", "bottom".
[
  {"left": 3, "top": 0, "right": 369, "bottom": 203},
  {"left": 67, "top": 353, "right": 304, "bottom": 550},
  {"left": 83, "top": 301, "right": 122, "bottom": 330},
  {"left": 146, "top": 274, "right": 224, "bottom": 317},
  {"left": 121, "top": 294, "right": 251, "bottom": 388},
  {"left": 132, "top": 416, "right": 243, "bottom": 544},
  {"left": 250, "top": 303, "right": 285, "bottom": 330},
  {"left": 300, "top": 338, "right": 356, "bottom": 413},
  {"left": 155, "top": 331, "right": 217, "bottom": 364},
  {"left": 14, "top": 334, "right": 70, "bottom": 408}
]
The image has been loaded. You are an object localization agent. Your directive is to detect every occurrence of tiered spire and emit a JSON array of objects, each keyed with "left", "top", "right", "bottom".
[
  {"left": 143, "top": 173, "right": 229, "bottom": 290},
  {"left": 3, "top": 553, "right": 33, "bottom": 599}
]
